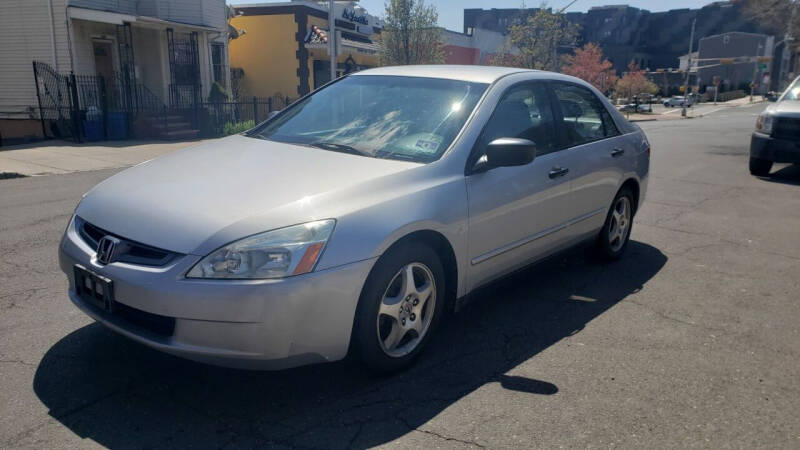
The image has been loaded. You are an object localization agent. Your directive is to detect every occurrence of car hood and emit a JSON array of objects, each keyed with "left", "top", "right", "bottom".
[
  {"left": 76, "top": 134, "right": 420, "bottom": 255},
  {"left": 767, "top": 100, "right": 800, "bottom": 116}
]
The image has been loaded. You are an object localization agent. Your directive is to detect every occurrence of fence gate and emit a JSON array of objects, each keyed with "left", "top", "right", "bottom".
[
  {"left": 116, "top": 23, "right": 138, "bottom": 113},
  {"left": 167, "top": 29, "right": 201, "bottom": 109},
  {"left": 32, "top": 61, "right": 80, "bottom": 141}
]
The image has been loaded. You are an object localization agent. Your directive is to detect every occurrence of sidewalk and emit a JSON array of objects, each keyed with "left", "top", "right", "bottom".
[
  {"left": 0, "top": 139, "right": 212, "bottom": 177},
  {"left": 626, "top": 95, "right": 765, "bottom": 122}
]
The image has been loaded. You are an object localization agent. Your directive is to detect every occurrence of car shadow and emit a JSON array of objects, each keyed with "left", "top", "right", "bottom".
[
  {"left": 33, "top": 241, "right": 666, "bottom": 448},
  {"left": 761, "top": 164, "right": 800, "bottom": 186}
]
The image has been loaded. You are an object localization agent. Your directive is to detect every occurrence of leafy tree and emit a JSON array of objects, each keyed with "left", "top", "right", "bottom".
[
  {"left": 489, "top": 4, "right": 580, "bottom": 71},
  {"left": 379, "top": 0, "right": 444, "bottom": 65},
  {"left": 614, "top": 61, "right": 659, "bottom": 101},
  {"left": 561, "top": 43, "right": 618, "bottom": 93}
]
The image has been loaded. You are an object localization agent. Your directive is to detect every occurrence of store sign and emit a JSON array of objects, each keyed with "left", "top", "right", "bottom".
[{"left": 342, "top": 8, "right": 369, "bottom": 25}]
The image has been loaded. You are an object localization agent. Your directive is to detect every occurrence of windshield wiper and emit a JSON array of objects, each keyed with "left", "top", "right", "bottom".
[{"left": 309, "top": 141, "right": 370, "bottom": 157}]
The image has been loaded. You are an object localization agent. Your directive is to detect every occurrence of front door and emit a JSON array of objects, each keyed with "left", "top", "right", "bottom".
[
  {"left": 465, "top": 82, "right": 574, "bottom": 290},
  {"left": 93, "top": 41, "right": 114, "bottom": 83}
]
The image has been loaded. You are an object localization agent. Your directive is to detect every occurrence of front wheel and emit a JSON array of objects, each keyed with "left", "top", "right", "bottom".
[
  {"left": 595, "top": 187, "right": 635, "bottom": 260},
  {"left": 352, "top": 242, "right": 446, "bottom": 373},
  {"left": 749, "top": 157, "right": 773, "bottom": 176}
]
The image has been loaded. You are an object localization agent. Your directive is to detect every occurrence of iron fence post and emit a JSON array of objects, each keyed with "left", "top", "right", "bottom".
[
  {"left": 100, "top": 76, "right": 108, "bottom": 140},
  {"left": 268, "top": 97, "right": 273, "bottom": 112},
  {"left": 253, "top": 96, "right": 258, "bottom": 123},
  {"left": 69, "top": 72, "right": 82, "bottom": 143},
  {"left": 32, "top": 62, "right": 47, "bottom": 139}
]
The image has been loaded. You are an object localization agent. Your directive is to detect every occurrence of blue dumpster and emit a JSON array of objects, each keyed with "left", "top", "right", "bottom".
[
  {"left": 83, "top": 119, "right": 103, "bottom": 141},
  {"left": 82, "top": 106, "right": 103, "bottom": 141},
  {"left": 106, "top": 112, "right": 128, "bottom": 140}
]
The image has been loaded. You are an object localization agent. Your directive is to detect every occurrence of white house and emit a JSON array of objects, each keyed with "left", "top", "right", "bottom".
[{"left": 0, "top": 0, "right": 229, "bottom": 144}]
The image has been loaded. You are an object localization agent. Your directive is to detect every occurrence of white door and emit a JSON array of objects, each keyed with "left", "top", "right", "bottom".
[{"left": 465, "top": 82, "right": 574, "bottom": 290}]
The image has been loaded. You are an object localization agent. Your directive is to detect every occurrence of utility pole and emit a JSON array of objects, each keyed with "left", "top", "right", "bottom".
[
  {"left": 682, "top": 18, "right": 696, "bottom": 118},
  {"left": 779, "top": 0, "right": 798, "bottom": 91},
  {"left": 750, "top": 42, "right": 764, "bottom": 103},
  {"left": 553, "top": 0, "right": 579, "bottom": 72},
  {"left": 329, "top": 0, "right": 336, "bottom": 82}
]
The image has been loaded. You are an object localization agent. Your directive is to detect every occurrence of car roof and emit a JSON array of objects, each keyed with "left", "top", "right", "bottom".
[{"left": 352, "top": 65, "right": 535, "bottom": 84}]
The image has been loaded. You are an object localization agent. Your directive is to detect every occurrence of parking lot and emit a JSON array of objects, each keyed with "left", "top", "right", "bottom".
[{"left": 2, "top": 102, "right": 800, "bottom": 448}]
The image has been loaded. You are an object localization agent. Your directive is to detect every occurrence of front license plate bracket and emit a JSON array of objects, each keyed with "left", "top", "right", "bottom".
[{"left": 74, "top": 264, "right": 115, "bottom": 313}]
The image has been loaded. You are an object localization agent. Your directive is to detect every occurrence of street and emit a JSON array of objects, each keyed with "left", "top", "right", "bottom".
[{"left": 2, "top": 103, "right": 800, "bottom": 448}]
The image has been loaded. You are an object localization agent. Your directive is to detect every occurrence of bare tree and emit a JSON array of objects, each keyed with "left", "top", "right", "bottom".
[
  {"left": 489, "top": 4, "right": 580, "bottom": 71},
  {"left": 379, "top": 0, "right": 444, "bottom": 66}
]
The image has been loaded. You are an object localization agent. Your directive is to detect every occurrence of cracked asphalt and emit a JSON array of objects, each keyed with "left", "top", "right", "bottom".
[{"left": 2, "top": 103, "right": 800, "bottom": 448}]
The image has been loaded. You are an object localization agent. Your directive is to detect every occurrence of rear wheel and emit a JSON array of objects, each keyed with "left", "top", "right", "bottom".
[
  {"left": 749, "top": 157, "right": 773, "bottom": 176},
  {"left": 352, "top": 242, "right": 445, "bottom": 373},
  {"left": 595, "top": 187, "right": 634, "bottom": 260}
]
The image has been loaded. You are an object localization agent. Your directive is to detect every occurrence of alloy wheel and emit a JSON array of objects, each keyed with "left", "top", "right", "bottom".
[
  {"left": 376, "top": 262, "right": 436, "bottom": 358},
  {"left": 608, "top": 196, "right": 631, "bottom": 252}
]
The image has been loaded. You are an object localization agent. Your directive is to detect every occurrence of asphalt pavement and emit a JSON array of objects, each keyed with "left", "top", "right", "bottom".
[{"left": 2, "top": 102, "right": 800, "bottom": 448}]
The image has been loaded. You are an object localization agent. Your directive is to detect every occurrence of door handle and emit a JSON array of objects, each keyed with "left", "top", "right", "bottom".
[
  {"left": 548, "top": 167, "right": 569, "bottom": 179},
  {"left": 611, "top": 148, "right": 625, "bottom": 157}
]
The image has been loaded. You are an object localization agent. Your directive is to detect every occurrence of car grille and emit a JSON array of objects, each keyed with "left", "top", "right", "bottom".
[
  {"left": 771, "top": 117, "right": 800, "bottom": 140},
  {"left": 76, "top": 216, "right": 180, "bottom": 266}
]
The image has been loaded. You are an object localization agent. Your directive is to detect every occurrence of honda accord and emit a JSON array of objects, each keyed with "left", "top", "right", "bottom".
[{"left": 59, "top": 65, "right": 650, "bottom": 372}]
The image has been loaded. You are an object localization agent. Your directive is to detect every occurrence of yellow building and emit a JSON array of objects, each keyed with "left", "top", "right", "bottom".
[{"left": 229, "top": 1, "right": 382, "bottom": 101}]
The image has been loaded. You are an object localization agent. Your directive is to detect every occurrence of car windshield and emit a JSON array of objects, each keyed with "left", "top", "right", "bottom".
[
  {"left": 249, "top": 75, "right": 488, "bottom": 163},
  {"left": 781, "top": 78, "right": 800, "bottom": 101}
]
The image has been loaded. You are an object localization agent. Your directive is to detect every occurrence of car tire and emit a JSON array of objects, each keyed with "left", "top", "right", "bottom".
[
  {"left": 352, "top": 242, "right": 446, "bottom": 373},
  {"left": 749, "top": 157, "right": 773, "bottom": 176},
  {"left": 595, "top": 187, "right": 635, "bottom": 260}
]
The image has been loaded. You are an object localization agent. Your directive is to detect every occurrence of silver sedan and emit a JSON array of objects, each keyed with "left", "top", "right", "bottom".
[{"left": 59, "top": 65, "right": 650, "bottom": 372}]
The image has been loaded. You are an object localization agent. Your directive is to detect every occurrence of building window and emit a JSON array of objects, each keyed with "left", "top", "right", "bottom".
[{"left": 211, "top": 43, "right": 225, "bottom": 84}]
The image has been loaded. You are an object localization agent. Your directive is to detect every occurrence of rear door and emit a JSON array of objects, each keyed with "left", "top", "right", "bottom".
[{"left": 549, "top": 82, "right": 632, "bottom": 238}]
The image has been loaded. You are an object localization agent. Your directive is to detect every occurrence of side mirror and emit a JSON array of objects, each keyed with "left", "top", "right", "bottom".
[{"left": 474, "top": 138, "right": 536, "bottom": 173}]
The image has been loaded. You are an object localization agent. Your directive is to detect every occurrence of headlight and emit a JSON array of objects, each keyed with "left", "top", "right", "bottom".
[
  {"left": 756, "top": 114, "right": 773, "bottom": 134},
  {"left": 186, "top": 219, "right": 335, "bottom": 279}
]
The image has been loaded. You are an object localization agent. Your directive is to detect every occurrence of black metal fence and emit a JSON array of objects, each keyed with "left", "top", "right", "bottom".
[
  {"left": 33, "top": 61, "right": 291, "bottom": 142},
  {"left": 33, "top": 61, "right": 79, "bottom": 140}
]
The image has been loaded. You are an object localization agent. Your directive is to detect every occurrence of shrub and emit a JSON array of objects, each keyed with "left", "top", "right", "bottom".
[
  {"left": 221, "top": 119, "right": 254, "bottom": 136},
  {"left": 208, "top": 82, "right": 230, "bottom": 103}
]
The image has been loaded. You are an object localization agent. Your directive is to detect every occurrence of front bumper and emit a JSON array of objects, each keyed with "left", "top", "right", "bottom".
[
  {"left": 59, "top": 217, "right": 376, "bottom": 370},
  {"left": 750, "top": 132, "right": 800, "bottom": 163}
]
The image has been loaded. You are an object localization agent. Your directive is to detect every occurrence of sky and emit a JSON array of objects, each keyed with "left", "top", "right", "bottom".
[{"left": 232, "top": 1, "right": 717, "bottom": 32}]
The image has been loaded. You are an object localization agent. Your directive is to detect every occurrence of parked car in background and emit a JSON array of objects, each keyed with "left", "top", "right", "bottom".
[
  {"left": 59, "top": 66, "right": 650, "bottom": 373},
  {"left": 750, "top": 76, "right": 800, "bottom": 176},
  {"left": 663, "top": 95, "right": 695, "bottom": 107},
  {"left": 619, "top": 103, "right": 652, "bottom": 113}
]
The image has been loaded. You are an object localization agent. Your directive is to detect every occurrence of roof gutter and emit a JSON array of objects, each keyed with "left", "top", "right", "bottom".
[{"left": 47, "top": 0, "right": 58, "bottom": 71}]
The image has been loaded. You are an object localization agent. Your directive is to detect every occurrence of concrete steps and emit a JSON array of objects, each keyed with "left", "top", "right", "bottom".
[{"left": 142, "top": 111, "right": 199, "bottom": 140}]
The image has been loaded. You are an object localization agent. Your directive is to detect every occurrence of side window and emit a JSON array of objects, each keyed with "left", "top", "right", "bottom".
[
  {"left": 479, "top": 83, "right": 558, "bottom": 156},
  {"left": 552, "top": 83, "right": 619, "bottom": 148}
]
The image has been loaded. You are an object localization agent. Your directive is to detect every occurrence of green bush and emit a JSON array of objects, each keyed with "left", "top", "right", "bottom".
[
  {"left": 208, "top": 82, "right": 230, "bottom": 103},
  {"left": 221, "top": 119, "right": 254, "bottom": 136}
]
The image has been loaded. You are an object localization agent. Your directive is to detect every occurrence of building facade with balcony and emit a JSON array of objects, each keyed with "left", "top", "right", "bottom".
[{"left": 0, "top": 0, "right": 229, "bottom": 144}]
